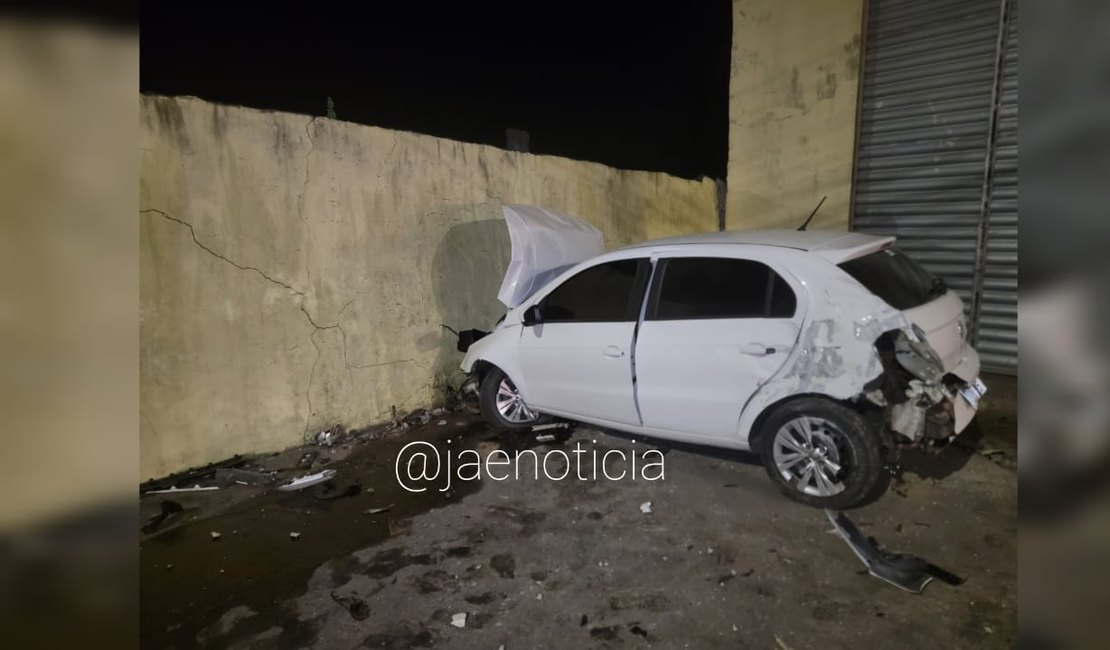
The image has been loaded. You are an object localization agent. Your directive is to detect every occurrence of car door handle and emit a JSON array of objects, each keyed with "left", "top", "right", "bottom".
[
  {"left": 741, "top": 343, "right": 776, "bottom": 356},
  {"left": 603, "top": 345, "right": 625, "bottom": 358}
]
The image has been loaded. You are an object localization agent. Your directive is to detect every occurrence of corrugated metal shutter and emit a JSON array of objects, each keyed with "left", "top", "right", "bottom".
[
  {"left": 852, "top": 0, "right": 1017, "bottom": 373},
  {"left": 976, "top": 0, "right": 1018, "bottom": 372}
]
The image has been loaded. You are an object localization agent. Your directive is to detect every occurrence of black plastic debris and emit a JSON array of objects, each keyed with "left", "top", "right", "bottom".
[
  {"left": 824, "top": 509, "right": 964, "bottom": 594},
  {"left": 330, "top": 590, "right": 370, "bottom": 620},
  {"left": 140, "top": 454, "right": 246, "bottom": 493},
  {"left": 142, "top": 500, "right": 184, "bottom": 534},
  {"left": 455, "top": 328, "right": 489, "bottom": 353}
]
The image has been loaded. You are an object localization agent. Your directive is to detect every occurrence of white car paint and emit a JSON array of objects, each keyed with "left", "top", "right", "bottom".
[
  {"left": 462, "top": 224, "right": 983, "bottom": 451},
  {"left": 497, "top": 204, "right": 605, "bottom": 308}
]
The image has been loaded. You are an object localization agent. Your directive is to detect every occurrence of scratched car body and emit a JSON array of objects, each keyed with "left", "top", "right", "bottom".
[{"left": 460, "top": 205, "right": 986, "bottom": 508}]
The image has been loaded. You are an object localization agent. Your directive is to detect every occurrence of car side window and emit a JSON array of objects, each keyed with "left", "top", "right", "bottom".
[
  {"left": 648, "top": 257, "right": 796, "bottom": 320},
  {"left": 541, "top": 259, "right": 649, "bottom": 322}
]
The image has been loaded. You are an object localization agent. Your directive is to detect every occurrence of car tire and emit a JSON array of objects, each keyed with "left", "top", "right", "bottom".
[
  {"left": 479, "top": 367, "right": 541, "bottom": 430},
  {"left": 758, "top": 398, "right": 883, "bottom": 509}
]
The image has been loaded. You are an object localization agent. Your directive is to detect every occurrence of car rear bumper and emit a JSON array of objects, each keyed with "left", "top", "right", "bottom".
[{"left": 948, "top": 342, "right": 983, "bottom": 434}]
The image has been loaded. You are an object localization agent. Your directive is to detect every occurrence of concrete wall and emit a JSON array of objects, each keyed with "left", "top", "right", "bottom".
[
  {"left": 140, "top": 95, "right": 718, "bottom": 479},
  {"left": 727, "top": 0, "right": 864, "bottom": 230}
]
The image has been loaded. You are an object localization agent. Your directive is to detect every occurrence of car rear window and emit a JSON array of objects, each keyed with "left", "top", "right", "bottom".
[{"left": 838, "top": 247, "right": 946, "bottom": 310}]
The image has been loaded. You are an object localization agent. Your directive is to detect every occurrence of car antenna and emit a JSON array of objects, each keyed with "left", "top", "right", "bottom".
[{"left": 797, "top": 195, "right": 827, "bottom": 231}]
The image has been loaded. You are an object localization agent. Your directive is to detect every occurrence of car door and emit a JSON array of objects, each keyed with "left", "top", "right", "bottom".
[
  {"left": 518, "top": 257, "right": 650, "bottom": 426},
  {"left": 634, "top": 255, "right": 803, "bottom": 441}
]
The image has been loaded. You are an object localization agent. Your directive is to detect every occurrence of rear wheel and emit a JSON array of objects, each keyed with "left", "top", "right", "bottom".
[
  {"left": 758, "top": 398, "right": 883, "bottom": 509},
  {"left": 479, "top": 367, "right": 540, "bottom": 430}
]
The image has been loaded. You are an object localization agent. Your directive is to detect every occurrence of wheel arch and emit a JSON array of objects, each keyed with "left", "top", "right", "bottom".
[{"left": 745, "top": 392, "right": 882, "bottom": 451}]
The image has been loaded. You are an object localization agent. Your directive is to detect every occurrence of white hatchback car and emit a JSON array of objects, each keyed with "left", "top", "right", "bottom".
[{"left": 460, "top": 206, "right": 986, "bottom": 508}]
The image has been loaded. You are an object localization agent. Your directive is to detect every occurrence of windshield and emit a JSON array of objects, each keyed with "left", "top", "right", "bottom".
[{"left": 838, "top": 247, "right": 947, "bottom": 310}]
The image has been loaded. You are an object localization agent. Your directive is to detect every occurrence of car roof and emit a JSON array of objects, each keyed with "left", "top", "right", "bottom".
[{"left": 620, "top": 229, "right": 895, "bottom": 264}]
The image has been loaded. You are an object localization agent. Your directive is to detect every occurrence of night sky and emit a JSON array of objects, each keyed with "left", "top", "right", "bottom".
[{"left": 140, "top": 1, "right": 731, "bottom": 180}]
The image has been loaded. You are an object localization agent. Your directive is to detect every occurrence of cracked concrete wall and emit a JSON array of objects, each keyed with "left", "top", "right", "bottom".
[
  {"left": 726, "top": 0, "right": 863, "bottom": 230},
  {"left": 140, "top": 95, "right": 717, "bottom": 479}
]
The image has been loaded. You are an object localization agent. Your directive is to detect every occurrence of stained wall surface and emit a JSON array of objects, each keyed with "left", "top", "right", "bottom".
[
  {"left": 727, "top": 0, "right": 864, "bottom": 230},
  {"left": 140, "top": 95, "right": 718, "bottom": 478}
]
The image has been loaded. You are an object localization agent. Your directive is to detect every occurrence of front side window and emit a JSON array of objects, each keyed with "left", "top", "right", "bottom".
[
  {"left": 541, "top": 259, "right": 649, "bottom": 322},
  {"left": 648, "top": 257, "right": 796, "bottom": 320}
]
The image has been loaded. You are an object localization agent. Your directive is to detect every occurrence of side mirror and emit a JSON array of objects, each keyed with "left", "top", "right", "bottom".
[{"left": 522, "top": 305, "right": 543, "bottom": 327}]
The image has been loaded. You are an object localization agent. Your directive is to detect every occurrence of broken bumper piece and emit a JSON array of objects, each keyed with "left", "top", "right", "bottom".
[{"left": 825, "top": 509, "right": 964, "bottom": 593}]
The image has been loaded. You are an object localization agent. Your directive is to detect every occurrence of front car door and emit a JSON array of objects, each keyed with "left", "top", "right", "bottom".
[
  {"left": 634, "top": 254, "right": 803, "bottom": 442},
  {"left": 518, "top": 257, "right": 650, "bottom": 426}
]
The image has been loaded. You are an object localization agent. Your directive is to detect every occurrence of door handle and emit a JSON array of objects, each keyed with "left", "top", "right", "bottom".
[
  {"left": 741, "top": 343, "right": 776, "bottom": 356},
  {"left": 603, "top": 345, "right": 625, "bottom": 358}
]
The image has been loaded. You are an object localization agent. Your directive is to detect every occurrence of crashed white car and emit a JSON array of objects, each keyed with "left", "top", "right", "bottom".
[{"left": 460, "top": 206, "right": 986, "bottom": 508}]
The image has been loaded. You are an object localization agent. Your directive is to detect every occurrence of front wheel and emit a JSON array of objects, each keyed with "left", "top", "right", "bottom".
[
  {"left": 479, "top": 367, "right": 540, "bottom": 430},
  {"left": 758, "top": 398, "right": 884, "bottom": 509}
]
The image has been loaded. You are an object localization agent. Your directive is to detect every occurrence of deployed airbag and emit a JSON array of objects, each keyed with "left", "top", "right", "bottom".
[{"left": 497, "top": 204, "right": 605, "bottom": 308}]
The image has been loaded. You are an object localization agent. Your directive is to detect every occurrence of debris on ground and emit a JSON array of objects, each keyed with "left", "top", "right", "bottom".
[
  {"left": 297, "top": 450, "right": 319, "bottom": 470},
  {"left": 210, "top": 531, "right": 221, "bottom": 541},
  {"left": 364, "top": 505, "right": 393, "bottom": 515},
  {"left": 141, "top": 499, "right": 184, "bottom": 534},
  {"left": 144, "top": 484, "right": 219, "bottom": 495},
  {"left": 314, "top": 482, "right": 362, "bottom": 500},
  {"left": 438, "top": 420, "right": 448, "bottom": 426},
  {"left": 139, "top": 454, "right": 247, "bottom": 493},
  {"left": 330, "top": 591, "right": 370, "bottom": 620},
  {"left": 289, "top": 532, "right": 301, "bottom": 541},
  {"left": 278, "top": 468, "right": 338, "bottom": 491},
  {"left": 824, "top": 509, "right": 964, "bottom": 593},
  {"left": 533, "top": 422, "right": 573, "bottom": 443},
  {"left": 214, "top": 468, "right": 276, "bottom": 486},
  {"left": 450, "top": 612, "right": 467, "bottom": 628},
  {"left": 406, "top": 409, "right": 433, "bottom": 426},
  {"left": 532, "top": 422, "right": 570, "bottom": 432},
  {"left": 312, "top": 424, "right": 348, "bottom": 447},
  {"left": 640, "top": 501, "right": 653, "bottom": 514}
]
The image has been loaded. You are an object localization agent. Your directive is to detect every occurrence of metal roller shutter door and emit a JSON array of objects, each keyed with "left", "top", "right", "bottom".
[{"left": 852, "top": 0, "right": 1017, "bottom": 373}]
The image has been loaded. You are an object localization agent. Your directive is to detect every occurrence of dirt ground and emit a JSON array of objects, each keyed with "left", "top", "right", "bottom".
[{"left": 140, "top": 374, "right": 1016, "bottom": 649}]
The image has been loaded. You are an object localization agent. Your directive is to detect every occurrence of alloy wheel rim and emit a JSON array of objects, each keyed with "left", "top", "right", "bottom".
[
  {"left": 495, "top": 378, "right": 536, "bottom": 423},
  {"left": 772, "top": 416, "right": 849, "bottom": 497}
]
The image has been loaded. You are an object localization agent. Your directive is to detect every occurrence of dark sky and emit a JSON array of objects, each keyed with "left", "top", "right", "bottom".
[{"left": 140, "top": 1, "right": 731, "bottom": 180}]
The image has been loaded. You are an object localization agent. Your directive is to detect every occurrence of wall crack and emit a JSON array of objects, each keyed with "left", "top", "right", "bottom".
[
  {"left": 298, "top": 116, "right": 318, "bottom": 226},
  {"left": 141, "top": 208, "right": 306, "bottom": 298}
]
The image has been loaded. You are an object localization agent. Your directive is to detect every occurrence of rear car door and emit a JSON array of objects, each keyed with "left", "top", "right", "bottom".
[
  {"left": 518, "top": 258, "right": 650, "bottom": 426},
  {"left": 634, "top": 255, "right": 802, "bottom": 441}
]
